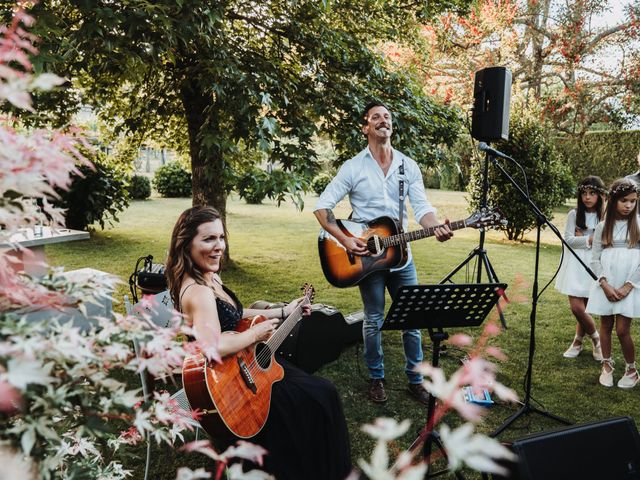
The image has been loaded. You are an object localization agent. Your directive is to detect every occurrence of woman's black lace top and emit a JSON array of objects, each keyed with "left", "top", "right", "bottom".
[{"left": 216, "top": 284, "right": 243, "bottom": 332}]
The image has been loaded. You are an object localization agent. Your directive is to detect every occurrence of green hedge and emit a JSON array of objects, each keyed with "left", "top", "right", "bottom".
[
  {"left": 153, "top": 162, "right": 192, "bottom": 197},
  {"left": 311, "top": 172, "right": 333, "bottom": 196},
  {"left": 127, "top": 174, "right": 152, "bottom": 200},
  {"left": 557, "top": 130, "right": 640, "bottom": 186}
]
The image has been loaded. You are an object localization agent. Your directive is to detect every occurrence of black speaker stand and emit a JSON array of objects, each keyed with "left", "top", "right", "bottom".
[{"left": 440, "top": 150, "right": 507, "bottom": 329}]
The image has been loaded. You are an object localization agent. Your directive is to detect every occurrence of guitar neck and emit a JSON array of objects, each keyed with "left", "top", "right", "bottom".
[
  {"left": 264, "top": 300, "right": 309, "bottom": 351},
  {"left": 383, "top": 219, "right": 467, "bottom": 247}
]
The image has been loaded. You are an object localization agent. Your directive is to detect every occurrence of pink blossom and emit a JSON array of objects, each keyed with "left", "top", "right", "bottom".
[
  {"left": 492, "top": 381, "right": 519, "bottom": 403},
  {"left": 439, "top": 423, "right": 516, "bottom": 475},
  {"left": 118, "top": 426, "right": 143, "bottom": 446},
  {"left": 220, "top": 441, "right": 269, "bottom": 465},
  {"left": 484, "top": 322, "right": 501, "bottom": 337},
  {"left": 361, "top": 417, "right": 411, "bottom": 441},
  {"left": 176, "top": 467, "right": 211, "bottom": 480},
  {"left": 152, "top": 391, "right": 195, "bottom": 431},
  {"left": 448, "top": 333, "right": 473, "bottom": 347},
  {"left": 485, "top": 346, "right": 507, "bottom": 361},
  {"left": 457, "top": 357, "right": 496, "bottom": 388},
  {"left": 181, "top": 439, "right": 222, "bottom": 461},
  {"left": 0, "top": 379, "right": 21, "bottom": 412},
  {"left": 415, "top": 363, "right": 485, "bottom": 422}
]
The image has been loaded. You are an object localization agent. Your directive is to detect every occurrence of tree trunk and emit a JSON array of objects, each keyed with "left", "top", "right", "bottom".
[
  {"left": 527, "top": 0, "right": 552, "bottom": 100},
  {"left": 180, "top": 79, "right": 231, "bottom": 265}
]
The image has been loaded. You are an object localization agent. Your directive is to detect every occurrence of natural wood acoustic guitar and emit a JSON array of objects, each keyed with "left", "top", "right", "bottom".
[
  {"left": 182, "top": 284, "right": 314, "bottom": 439},
  {"left": 318, "top": 207, "right": 506, "bottom": 288}
]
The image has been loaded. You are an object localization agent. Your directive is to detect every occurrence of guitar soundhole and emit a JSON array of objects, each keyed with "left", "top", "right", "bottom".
[
  {"left": 367, "top": 236, "right": 382, "bottom": 256},
  {"left": 255, "top": 343, "right": 273, "bottom": 369}
]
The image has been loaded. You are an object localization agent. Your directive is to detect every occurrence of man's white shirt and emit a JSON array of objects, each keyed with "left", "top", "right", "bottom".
[{"left": 315, "top": 146, "right": 436, "bottom": 271}]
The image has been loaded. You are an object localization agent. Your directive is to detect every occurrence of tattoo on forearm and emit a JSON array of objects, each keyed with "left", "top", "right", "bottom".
[{"left": 326, "top": 209, "right": 337, "bottom": 225}]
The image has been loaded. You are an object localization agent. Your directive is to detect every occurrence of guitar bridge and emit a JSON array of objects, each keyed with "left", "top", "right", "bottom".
[{"left": 237, "top": 356, "right": 257, "bottom": 394}]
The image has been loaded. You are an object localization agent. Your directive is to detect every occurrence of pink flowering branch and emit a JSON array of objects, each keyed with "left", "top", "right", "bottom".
[
  {"left": 0, "top": 7, "right": 263, "bottom": 479},
  {"left": 181, "top": 439, "right": 269, "bottom": 480},
  {"left": 394, "top": 275, "right": 529, "bottom": 473},
  {"left": 0, "top": 3, "right": 91, "bottom": 310}
]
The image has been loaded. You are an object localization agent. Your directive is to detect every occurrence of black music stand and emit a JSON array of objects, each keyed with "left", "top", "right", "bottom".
[{"left": 383, "top": 282, "right": 507, "bottom": 479}]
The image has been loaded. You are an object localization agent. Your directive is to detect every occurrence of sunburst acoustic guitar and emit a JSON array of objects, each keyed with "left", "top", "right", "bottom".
[
  {"left": 182, "top": 284, "right": 315, "bottom": 440},
  {"left": 318, "top": 207, "right": 506, "bottom": 288}
]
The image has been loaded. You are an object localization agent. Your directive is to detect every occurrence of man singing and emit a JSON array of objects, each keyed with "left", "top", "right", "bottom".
[{"left": 314, "top": 101, "right": 453, "bottom": 405}]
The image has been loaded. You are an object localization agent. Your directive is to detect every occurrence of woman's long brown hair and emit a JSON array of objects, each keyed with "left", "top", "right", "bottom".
[
  {"left": 165, "top": 206, "right": 225, "bottom": 310},
  {"left": 601, "top": 178, "right": 640, "bottom": 247}
]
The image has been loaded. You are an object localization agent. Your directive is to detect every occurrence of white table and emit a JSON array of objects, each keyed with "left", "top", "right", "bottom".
[{"left": 0, "top": 227, "right": 90, "bottom": 276}]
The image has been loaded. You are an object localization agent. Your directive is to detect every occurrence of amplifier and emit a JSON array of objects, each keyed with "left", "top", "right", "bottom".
[
  {"left": 491, "top": 416, "right": 640, "bottom": 479},
  {"left": 137, "top": 263, "right": 167, "bottom": 294}
]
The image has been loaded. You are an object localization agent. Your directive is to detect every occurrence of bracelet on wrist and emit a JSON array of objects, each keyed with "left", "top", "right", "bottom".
[{"left": 281, "top": 307, "right": 285, "bottom": 319}]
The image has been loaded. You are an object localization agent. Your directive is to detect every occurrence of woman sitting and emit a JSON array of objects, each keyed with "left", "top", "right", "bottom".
[{"left": 165, "top": 205, "right": 351, "bottom": 480}]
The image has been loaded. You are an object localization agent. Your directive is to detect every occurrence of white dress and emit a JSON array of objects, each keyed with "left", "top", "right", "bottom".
[
  {"left": 586, "top": 220, "right": 640, "bottom": 317},
  {"left": 555, "top": 210, "right": 598, "bottom": 297}
]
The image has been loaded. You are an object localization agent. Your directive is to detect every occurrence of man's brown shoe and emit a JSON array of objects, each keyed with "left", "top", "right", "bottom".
[
  {"left": 408, "top": 382, "right": 430, "bottom": 406},
  {"left": 369, "top": 379, "right": 388, "bottom": 403}
]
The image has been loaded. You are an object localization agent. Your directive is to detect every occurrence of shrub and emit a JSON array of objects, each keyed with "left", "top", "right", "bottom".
[
  {"left": 53, "top": 157, "right": 130, "bottom": 230},
  {"left": 422, "top": 168, "right": 441, "bottom": 189},
  {"left": 439, "top": 134, "right": 476, "bottom": 190},
  {"left": 468, "top": 104, "right": 573, "bottom": 240},
  {"left": 311, "top": 172, "right": 333, "bottom": 196},
  {"left": 556, "top": 130, "right": 640, "bottom": 185},
  {"left": 422, "top": 163, "right": 464, "bottom": 192},
  {"left": 153, "top": 162, "right": 192, "bottom": 197},
  {"left": 127, "top": 174, "right": 152, "bottom": 200}
]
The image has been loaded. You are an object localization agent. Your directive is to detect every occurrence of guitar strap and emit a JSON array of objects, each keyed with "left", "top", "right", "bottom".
[{"left": 398, "top": 157, "right": 405, "bottom": 233}]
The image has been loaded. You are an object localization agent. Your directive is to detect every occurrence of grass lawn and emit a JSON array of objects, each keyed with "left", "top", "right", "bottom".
[{"left": 46, "top": 191, "right": 638, "bottom": 479}]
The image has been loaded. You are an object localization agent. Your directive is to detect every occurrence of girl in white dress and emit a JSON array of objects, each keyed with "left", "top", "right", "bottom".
[
  {"left": 587, "top": 178, "right": 640, "bottom": 388},
  {"left": 556, "top": 176, "right": 606, "bottom": 360}
]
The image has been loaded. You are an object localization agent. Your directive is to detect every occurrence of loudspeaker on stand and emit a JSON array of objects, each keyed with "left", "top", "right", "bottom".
[{"left": 471, "top": 66, "right": 512, "bottom": 142}]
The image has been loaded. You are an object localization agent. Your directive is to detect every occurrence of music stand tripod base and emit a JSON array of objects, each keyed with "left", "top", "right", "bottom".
[{"left": 383, "top": 283, "right": 507, "bottom": 479}]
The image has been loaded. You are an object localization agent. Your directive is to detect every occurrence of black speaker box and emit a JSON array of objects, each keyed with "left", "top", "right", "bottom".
[
  {"left": 276, "top": 304, "right": 362, "bottom": 373},
  {"left": 492, "top": 416, "right": 640, "bottom": 479},
  {"left": 137, "top": 271, "right": 167, "bottom": 293},
  {"left": 471, "top": 66, "right": 512, "bottom": 142}
]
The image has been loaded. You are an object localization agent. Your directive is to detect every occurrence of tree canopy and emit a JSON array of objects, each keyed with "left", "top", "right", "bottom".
[
  {"left": 13, "top": 0, "right": 469, "bottom": 226},
  {"left": 386, "top": 0, "right": 640, "bottom": 137}
]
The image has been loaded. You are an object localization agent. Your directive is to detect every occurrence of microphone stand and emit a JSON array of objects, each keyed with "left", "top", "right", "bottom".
[{"left": 484, "top": 148, "right": 595, "bottom": 437}]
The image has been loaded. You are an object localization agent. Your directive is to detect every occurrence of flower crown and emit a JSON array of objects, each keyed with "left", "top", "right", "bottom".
[
  {"left": 578, "top": 184, "right": 608, "bottom": 195},
  {"left": 609, "top": 182, "right": 639, "bottom": 197}
]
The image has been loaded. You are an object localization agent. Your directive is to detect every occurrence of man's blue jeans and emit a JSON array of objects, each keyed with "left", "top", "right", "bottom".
[{"left": 358, "top": 261, "right": 424, "bottom": 384}]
